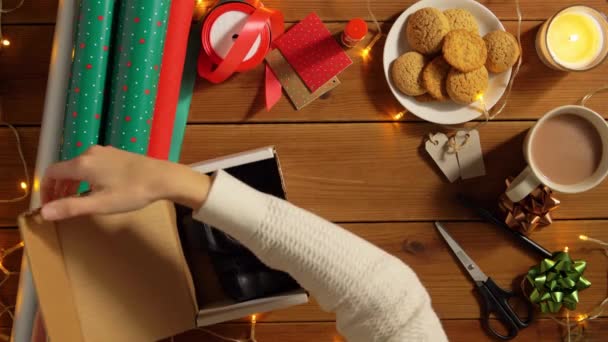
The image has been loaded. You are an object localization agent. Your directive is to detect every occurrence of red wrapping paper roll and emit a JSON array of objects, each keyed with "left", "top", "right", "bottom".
[{"left": 147, "top": 0, "right": 195, "bottom": 160}]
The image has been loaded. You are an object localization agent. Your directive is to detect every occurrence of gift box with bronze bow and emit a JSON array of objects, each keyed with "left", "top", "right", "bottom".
[{"left": 499, "top": 177, "right": 561, "bottom": 235}]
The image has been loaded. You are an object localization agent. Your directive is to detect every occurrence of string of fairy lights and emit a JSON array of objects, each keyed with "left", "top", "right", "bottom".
[
  {"left": 0, "top": 121, "right": 30, "bottom": 204},
  {"left": 555, "top": 236, "right": 608, "bottom": 342},
  {"left": 0, "top": 0, "right": 29, "bottom": 204},
  {"left": 0, "top": 0, "right": 24, "bottom": 49},
  {"left": 0, "top": 1, "right": 28, "bottom": 338}
]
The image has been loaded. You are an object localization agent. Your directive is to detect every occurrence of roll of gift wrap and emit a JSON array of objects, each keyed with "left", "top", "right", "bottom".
[
  {"left": 148, "top": 0, "right": 195, "bottom": 160},
  {"left": 169, "top": 21, "right": 203, "bottom": 163},
  {"left": 60, "top": 0, "right": 117, "bottom": 161},
  {"left": 104, "top": 0, "right": 170, "bottom": 154},
  {"left": 14, "top": 1, "right": 79, "bottom": 341}
]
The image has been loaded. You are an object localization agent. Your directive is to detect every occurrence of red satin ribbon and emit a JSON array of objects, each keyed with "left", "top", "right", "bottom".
[
  {"left": 198, "top": 1, "right": 284, "bottom": 85},
  {"left": 265, "top": 63, "right": 282, "bottom": 109}
]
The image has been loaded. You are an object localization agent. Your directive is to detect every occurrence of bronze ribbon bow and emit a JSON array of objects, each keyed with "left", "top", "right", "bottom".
[
  {"left": 526, "top": 252, "right": 591, "bottom": 313},
  {"left": 499, "top": 177, "right": 561, "bottom": 235}
]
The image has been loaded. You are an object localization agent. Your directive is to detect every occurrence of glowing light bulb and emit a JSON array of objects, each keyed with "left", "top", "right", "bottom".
[
  {"left": 564, "top": 246, "right": 569, "bottom": 253},
  {"left": 1, "top": 39, "right": 10, "bottom": 47},
  {"left": 576, "top": 314, "right": 587, "bottom": 322},
  {"left": 194, "top": 0, "right": 209, "bottom": 17},
  {"left": 569, "top": 34, "right": 579, "bottom": 42},
  {"left": 475, "top": 93, "right": 484, "bottom": 102},
  {"left": 20, "top": 182, "right": 27, "bottom": 190},
  {"left": 361, "top": 47, "right": 371, "bottom": 58},
  {"left": 579, "top": 235, "right": 588, "bottom": 241},
  {"left": 392, "top": 111, "right": 405, "bottom": 120},
  {"left": 251, "top": 314, "right": 257, "bottom": 324}
]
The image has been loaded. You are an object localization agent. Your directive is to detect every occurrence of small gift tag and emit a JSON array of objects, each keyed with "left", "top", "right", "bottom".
[
  {"left": 455, "top": 129, "right": 486, "bottom": 179},
  {"left": 265, "top": 49, "right": 340, "bottom": 110},
  {"left": 425, "top": 133, "right": 460, "bottom": 182}
]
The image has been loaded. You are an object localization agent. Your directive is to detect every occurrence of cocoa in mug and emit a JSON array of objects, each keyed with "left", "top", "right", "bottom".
[{"left": 506, "top": 105, "right": 608, "bottom": 202}]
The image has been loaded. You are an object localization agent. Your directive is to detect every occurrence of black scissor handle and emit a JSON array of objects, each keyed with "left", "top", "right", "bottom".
[
  {"left": 485, "top": 278, "right": 534, "bottom": 328},
  {"left": 476, "top": 280, "right": 519, "bottom": 340}
]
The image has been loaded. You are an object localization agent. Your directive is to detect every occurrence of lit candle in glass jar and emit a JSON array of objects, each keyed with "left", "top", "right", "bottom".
[{"left": 536, "top": 6, "right": 608, "bottom": 71}]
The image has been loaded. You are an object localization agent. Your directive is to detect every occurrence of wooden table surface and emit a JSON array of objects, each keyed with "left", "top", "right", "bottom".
[{"left": 2, "top": 0, "right": 608, "bottom": 341}]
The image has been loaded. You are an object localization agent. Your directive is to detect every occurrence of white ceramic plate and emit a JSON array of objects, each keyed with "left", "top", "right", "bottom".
[{"left": 383, "top": 0, "right": 511, "bottom": 125}]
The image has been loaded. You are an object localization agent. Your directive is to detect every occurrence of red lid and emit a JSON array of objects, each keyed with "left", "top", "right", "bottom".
[{"left": 345, "top": 18, "right": 368, "bottom": 40}]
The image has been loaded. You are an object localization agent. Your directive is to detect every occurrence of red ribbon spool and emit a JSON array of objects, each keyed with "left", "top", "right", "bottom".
[{"left": 198, "top": 0, "right": 284, "bottom": 84}]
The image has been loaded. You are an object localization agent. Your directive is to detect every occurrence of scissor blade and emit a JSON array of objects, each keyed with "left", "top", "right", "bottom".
[{"left": 435, "top": 222, "right": 488, "bottom": 283}]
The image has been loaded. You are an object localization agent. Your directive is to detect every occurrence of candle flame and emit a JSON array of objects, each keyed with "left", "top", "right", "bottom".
[{"left": 1, "top": 39, "right": 10, "bottom": 47}]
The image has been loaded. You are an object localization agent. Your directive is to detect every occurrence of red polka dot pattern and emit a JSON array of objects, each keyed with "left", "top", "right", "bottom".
[
  {"left": 60, "top": 0, "right": 116, "bottom": 161},
  {"left": 104, "top": 0, "right": 170, "bottom": 154}
]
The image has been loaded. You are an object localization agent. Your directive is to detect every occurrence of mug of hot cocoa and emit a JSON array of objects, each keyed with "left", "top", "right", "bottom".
[{"left": 506, "top": 105, "right": 608, "bottom": 202}]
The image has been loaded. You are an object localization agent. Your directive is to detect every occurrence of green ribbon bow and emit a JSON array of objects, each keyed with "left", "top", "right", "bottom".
[{"left": 527, "top": 252, "right": 591, "bottom": 313}]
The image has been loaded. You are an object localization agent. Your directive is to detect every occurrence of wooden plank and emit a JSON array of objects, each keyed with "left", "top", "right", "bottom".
[
  {"left": 0, "top": 230, "right": 25, "bottom": 329},
  {"left": 231, "top": 221, "right": 608, "bottom": 322},
  {"left": 0, "top": 26, "right": 53, "bottom": 81},
  {"left": 0, "top": 25, "right": 52, "bottom": 125},
  {"left": 0, "top": 78, "right": 47, "bottom": 125},
  {"left": 353, "top": 221, "right": 608, "bottom": 320},
  {"left": 0, "top": 128, "right": 37, "bottom": 227},
  {"left": 2, "top": 221, "right": 606, "bottom": 322},
  {"left": 3, "top": 219, "right": 607, "bottom": 331},
  {"left": 5, "top": 0, "right": 608, "bottom": 23},
  {"left": 1, "top": 0, "right": 57, "bottom": 24},
  {"left": 167, "top": 318, "right": 608, "bottom": 342},
  {"left": 3, "top": 21, "right": 608, "bottom": 124},
  {"left": 178, "top": 123, "right": 608, "bottom": 222},
  {"left": 4, "top": 122, "right": 608, "bottom": 224}
]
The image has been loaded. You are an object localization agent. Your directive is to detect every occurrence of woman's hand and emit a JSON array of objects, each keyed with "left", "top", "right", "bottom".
[{"left": 41, "top": 145, "right": 210, "bottom": 221}]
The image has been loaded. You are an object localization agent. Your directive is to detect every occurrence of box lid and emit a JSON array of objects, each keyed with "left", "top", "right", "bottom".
[{"left": 19, "top": 201, "right": 198, "bottom": 342}]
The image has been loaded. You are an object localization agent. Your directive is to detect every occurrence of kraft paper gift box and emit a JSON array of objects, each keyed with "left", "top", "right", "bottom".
[{"left": 19, "top": 147, "right": 308, "bottom": 342}]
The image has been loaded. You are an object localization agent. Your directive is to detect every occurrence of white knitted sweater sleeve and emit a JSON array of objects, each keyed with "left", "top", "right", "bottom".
[{"left": 193, "top": 171, "right": 447, "bottom": 342}]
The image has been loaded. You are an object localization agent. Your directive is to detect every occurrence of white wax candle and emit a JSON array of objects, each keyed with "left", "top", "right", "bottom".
[{"left": 547, "top": 8, "right": 605, "bottom": 70}]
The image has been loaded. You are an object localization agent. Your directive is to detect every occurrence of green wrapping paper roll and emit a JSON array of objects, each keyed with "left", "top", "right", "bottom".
[
  {"left": 60, "top": 0, "right": 116, "bottom": 161},
  {"left": 169, "top": 21, "right": 202, "bottom": 163},
  {"left": 104, "top": 0, "right": 170, "bottom": 154}
]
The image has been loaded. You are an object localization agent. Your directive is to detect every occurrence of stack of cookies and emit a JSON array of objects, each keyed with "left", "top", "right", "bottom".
[{"left": 391, "top": 7, "right": 520, "bottom": 105}]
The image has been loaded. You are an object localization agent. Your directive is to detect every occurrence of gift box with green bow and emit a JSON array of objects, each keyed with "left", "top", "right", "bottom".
[{"left": 526, "top": 251, "right": 591, "bottom": 313}]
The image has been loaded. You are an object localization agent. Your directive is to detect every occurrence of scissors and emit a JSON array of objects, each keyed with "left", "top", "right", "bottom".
[{"left": 435, "top": 222, "right": 534, "bottom": 340}]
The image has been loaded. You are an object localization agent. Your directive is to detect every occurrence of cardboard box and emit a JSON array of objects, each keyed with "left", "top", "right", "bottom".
[{"left": 19, "top": 147, "right": 308, "bottom": 342}]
